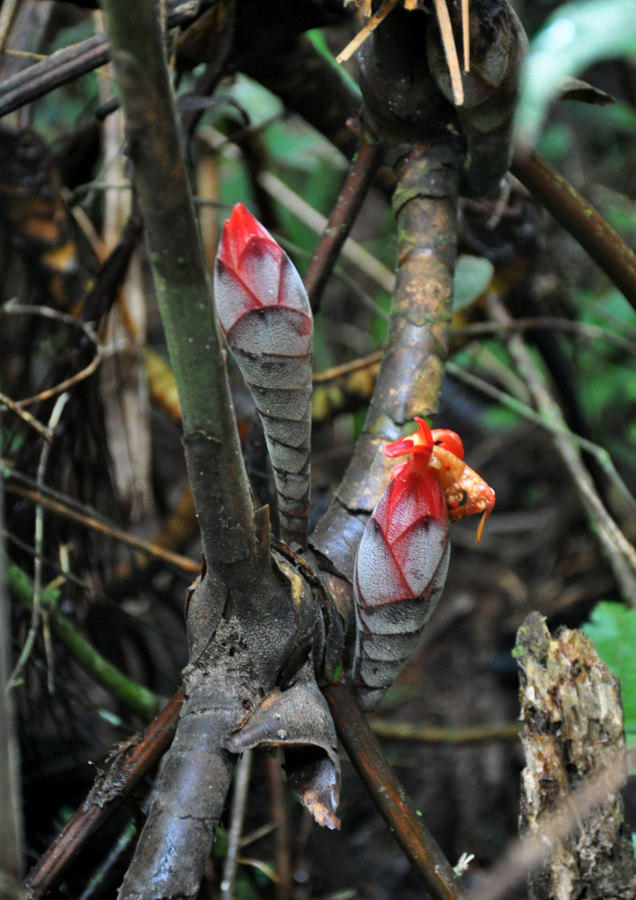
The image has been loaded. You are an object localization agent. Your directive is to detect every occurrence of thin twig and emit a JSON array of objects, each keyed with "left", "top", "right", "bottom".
[
  {"left": 453, "top": 315, "right": 636, "bottom": 356},
  {"left": 257, "top": 170, "right": 395, "bottom": 293},
  {"left": 1, "top": 304, "right": 103, "bottom": 409},
  {"left": 2, "top": 471, "right": 199, "bottom": 574},
  {"left": 0, "top": 0, "right": 19, "bottom": 51},
  {"left": 325, "top": 684, "right": 464, "bottom": 899},
  {"left": 335, "top": 0, "right": 400, "bottom": 64},
  {"left": 14, "top": 353, "right": 102, "bottom": 410},
  {"left": 461, "top": 0, "right": 470, "bottom": 72},
  {"left": 371, "top": 718, "right": 519, "bottom": 743},
  {"left": 304, "top": 130, "right": 382, "bottom": 312},
  {"left": 432, "top": 0, "right": 464, "bottom": 105},
  {"left": 313, "top": 350, "right": 383, "bottom": 384},
  {"left": 8, "top": 393, "right": 68, "bottom": 689},
  {"left": 489, "top": 296, "right": 636, "bottom": 600},
  {"left": 0, "top": 392, "right": 53, "bottom": 441},
  {"left": 221, "top": 750, "right": 253, "bottom": 900}
]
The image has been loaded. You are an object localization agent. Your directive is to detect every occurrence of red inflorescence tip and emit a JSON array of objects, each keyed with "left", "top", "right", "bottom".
[{"left": 384, "top": 416, "right": 434, "bottom": 460}]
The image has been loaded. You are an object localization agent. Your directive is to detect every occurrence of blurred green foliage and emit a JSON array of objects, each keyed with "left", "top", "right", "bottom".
[{"left": 518, "top": 0, "right": 636, "bottom": 144}]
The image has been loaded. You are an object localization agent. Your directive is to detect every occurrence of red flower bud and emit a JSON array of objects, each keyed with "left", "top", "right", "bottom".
[
  {"left": 215, "top": 203, "right": 312, "bottom": 352},
  {"left": 214, "top": 204, "right": 314, "bottom": 544},
  {"left": 353, "top": 418, "right": 450, "bottom": 710},
  {"left": 353, "top": 418, "right": 496, "bottom": 709}
]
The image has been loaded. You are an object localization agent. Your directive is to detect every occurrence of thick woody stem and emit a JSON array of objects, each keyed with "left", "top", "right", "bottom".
[{"left": 311, "top": 140, "right": 460, "bottom": 579}]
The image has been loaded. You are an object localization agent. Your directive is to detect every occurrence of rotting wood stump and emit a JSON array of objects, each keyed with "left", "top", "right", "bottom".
[{"left": 515, "top": 611, "right": 636, "bottom": 899}]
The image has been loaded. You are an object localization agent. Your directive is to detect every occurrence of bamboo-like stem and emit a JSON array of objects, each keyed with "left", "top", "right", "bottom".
[
  {"left": 511, "top": 149, "right": 636, "bottom": 314},
  {"left": 24, "top": 690, "right": 184, "bottom": 900},
  {"left": 0, "top": 483, "right": 24, "bottom": 890},
  {"left": 311, "top": 140, "right": 460, "bottom": 578},
  {"left": 324, "top": 684, "right": 464, "bottom": 900},
  {"left": 101, "top": 0, "right": 256, "bottom": 574}
]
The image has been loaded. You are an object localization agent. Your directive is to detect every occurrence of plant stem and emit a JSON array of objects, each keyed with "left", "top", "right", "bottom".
[
  {"left": 24, "top": 690, "right": 183, "bottom": 900},
  {"left": 325, "top": 684, "right": 464, "bottom": 899},
  {"left": 8, "top": 561, "right": 161, "bottom": 719},
  {"left": 512, "top": 149, "right": 636, "bottom": 314},
  {"left": 101, "top": 0, "right": 256, "bottom": 573}
]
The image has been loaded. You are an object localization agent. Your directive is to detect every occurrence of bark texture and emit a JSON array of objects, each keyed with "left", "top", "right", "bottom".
[{"left": 516, "top": 612, "right": 636, "bottom": 900}]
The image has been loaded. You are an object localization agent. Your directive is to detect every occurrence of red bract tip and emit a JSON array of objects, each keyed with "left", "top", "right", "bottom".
[
  {"left": 214, "top": 203, "right": 312, "bottom": 341},
  {"left": 217, "top": 202, "right": 282, "bottom": 275},
  {"left": 384, "top": 416, "right": 434, "bottom": 460}
]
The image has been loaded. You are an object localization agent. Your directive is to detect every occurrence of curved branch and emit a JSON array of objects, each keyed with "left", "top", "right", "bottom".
[{"left": 511, "top": 148, "right": 636, "bottom": 314}]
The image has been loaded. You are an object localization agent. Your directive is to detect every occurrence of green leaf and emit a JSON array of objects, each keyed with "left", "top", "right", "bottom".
[
  {"left": 453, "top": 255, "right": 494, "bottom": 311},
  {"left": 583, "top": 601, "right": 636, "bottom": 740},
  {"left": 517, "top": 0, "right": 636, "bottom": 144}
]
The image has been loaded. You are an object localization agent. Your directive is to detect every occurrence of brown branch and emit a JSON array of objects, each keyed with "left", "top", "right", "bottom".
[
  {"left": 0, "top": 1, "right": 200, "bottom": 118},
  {"left": 3, "top": 478, "right": 199, "bottom": 574},
  {"left": 304, "top": 130, "right": 382, "bottom": 313},
  {"left": 24, "top": 690, "right": 184, "bottom": 900},
  {"left": 511, "top": 148, "right": 636, "bottom": 313},
  {"left": 324, "top": 684, "right": 464, "bottom": 900}
]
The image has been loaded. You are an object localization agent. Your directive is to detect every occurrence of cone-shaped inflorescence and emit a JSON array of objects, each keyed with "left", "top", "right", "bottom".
[
  {"left": 353, "top": 418, "right": 450, "bottom": 711},
  {"left": 353, "top": 417, "right": 496, "bottom": 710},
  {"left": 214, "top": 203, "right": 313, "bottom": 546}
]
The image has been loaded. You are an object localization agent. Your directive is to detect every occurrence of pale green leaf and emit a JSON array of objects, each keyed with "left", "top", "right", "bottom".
[
  {"left": 453, "top": 255, "right": 494, "bottom": 311},
  {"left": 517, "top": 0, "right": 636, "bottom": 144}
]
